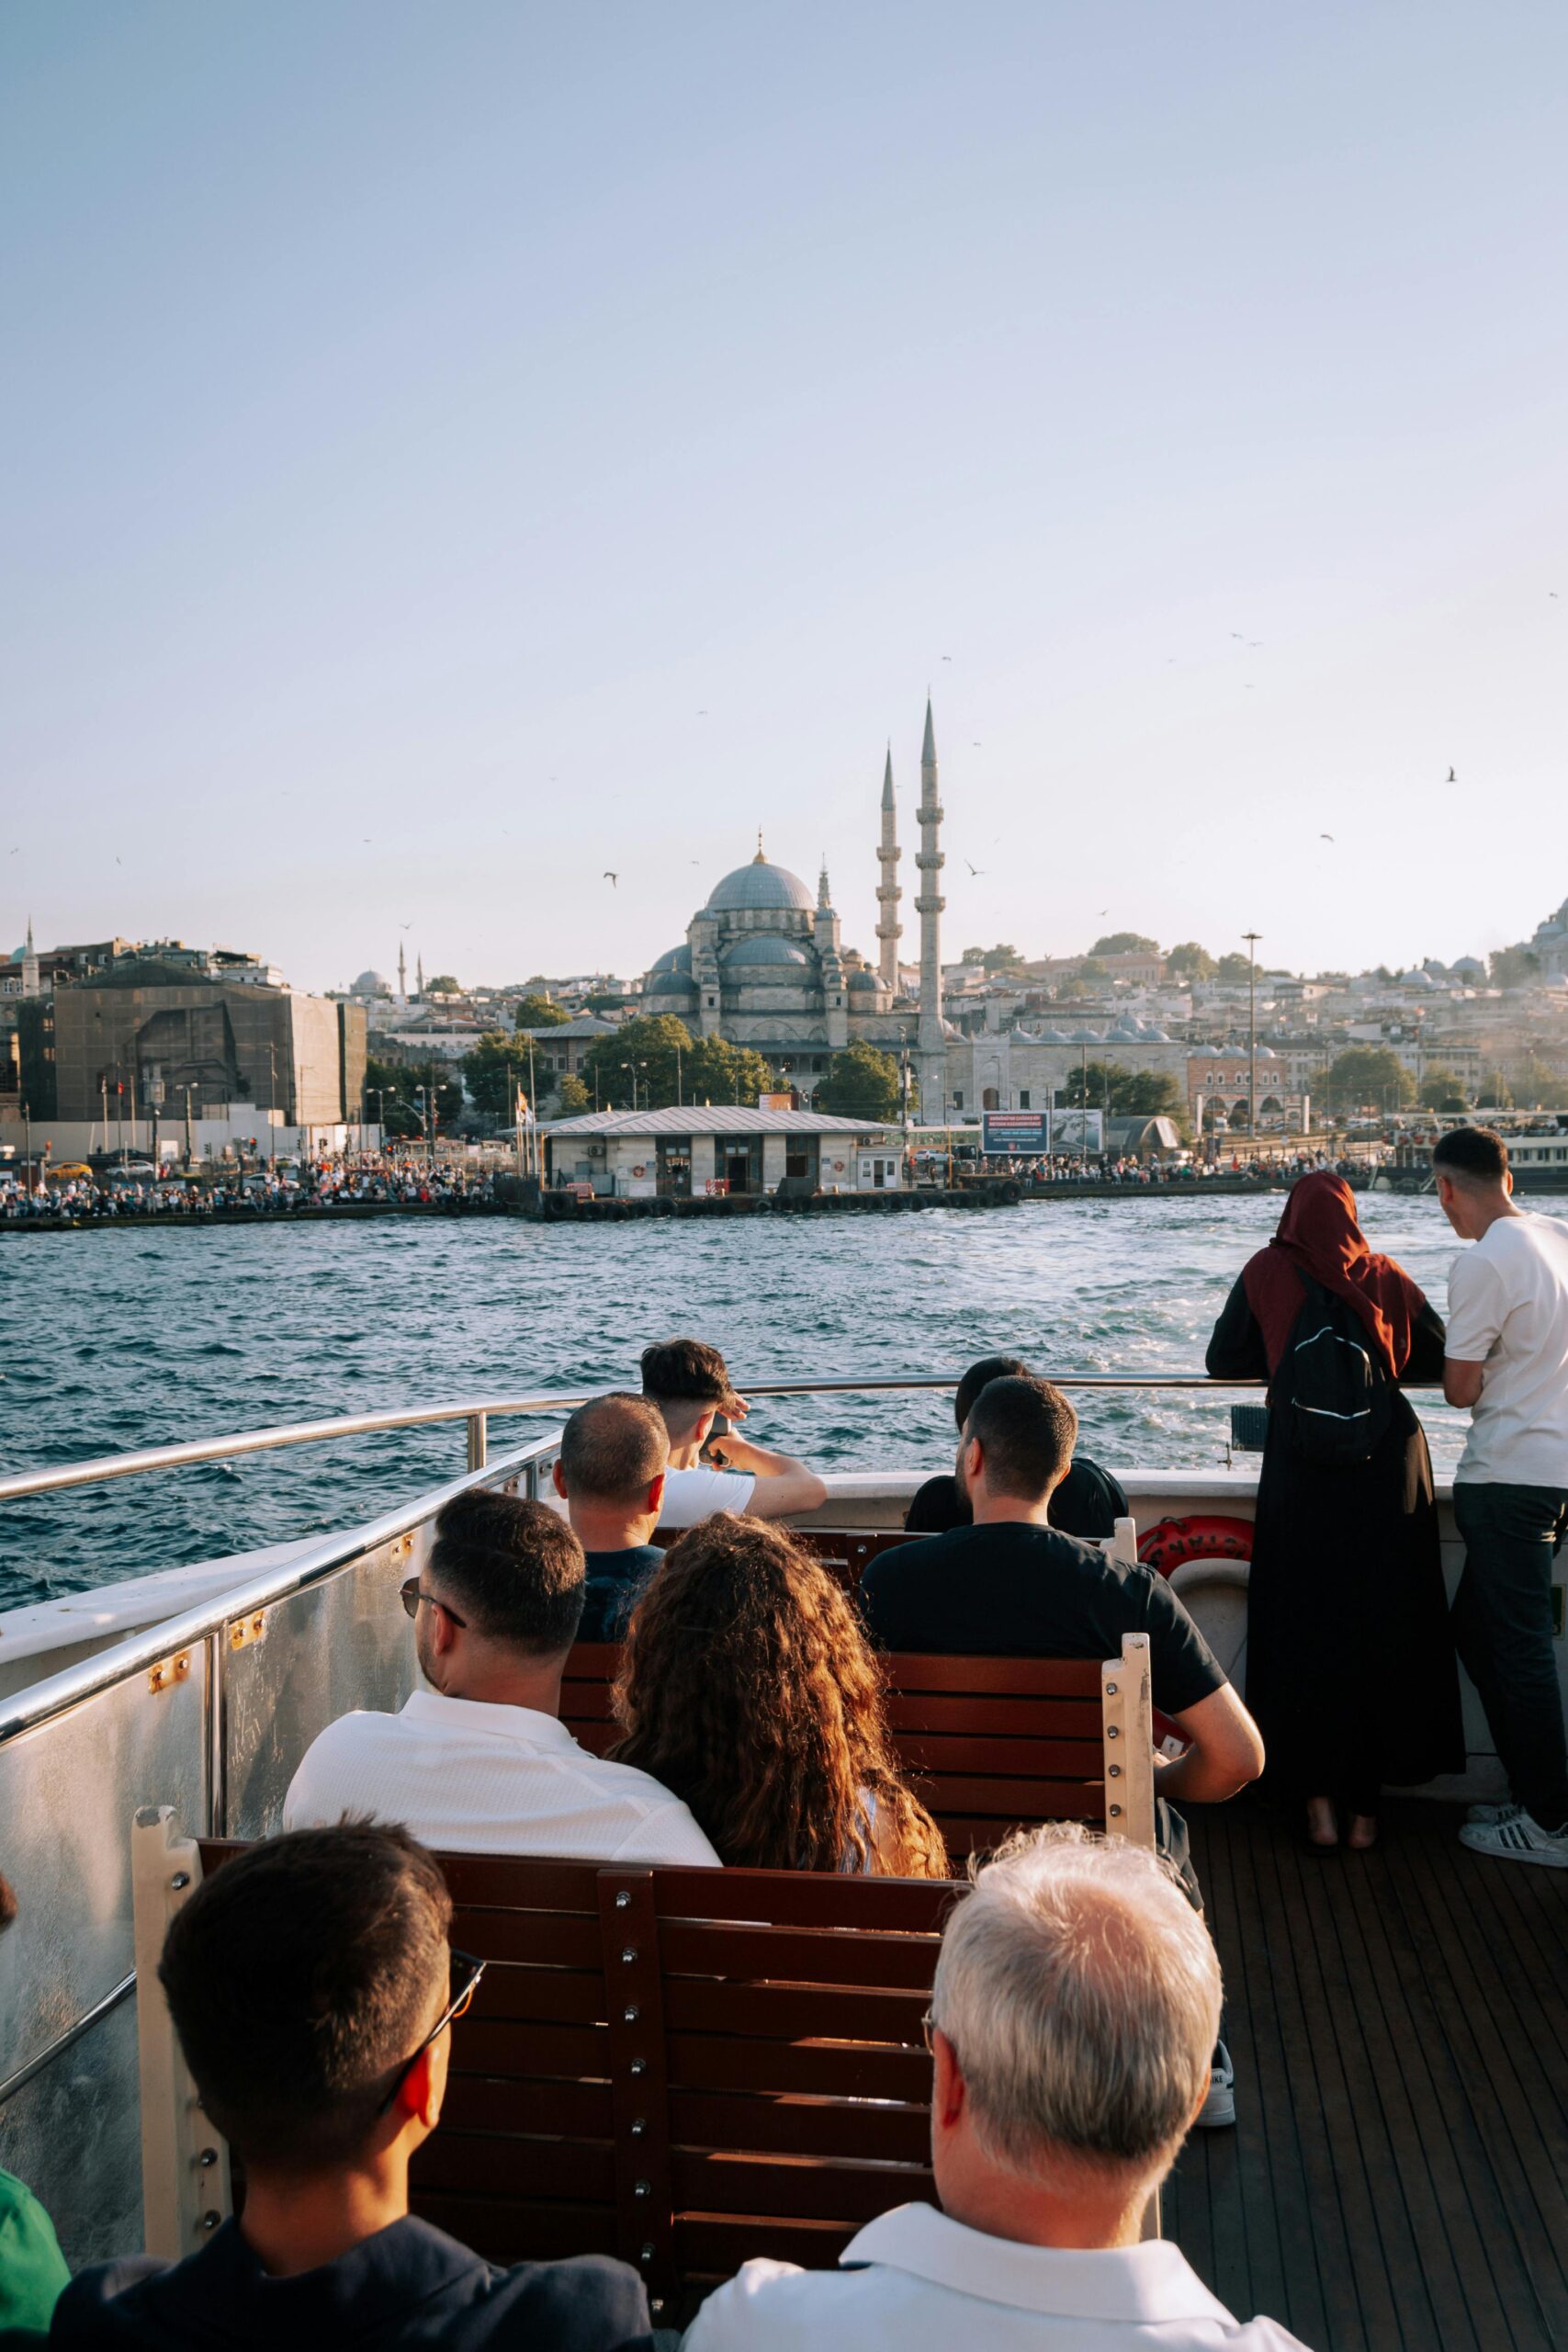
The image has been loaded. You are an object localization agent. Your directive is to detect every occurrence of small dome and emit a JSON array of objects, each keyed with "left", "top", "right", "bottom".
[
  {"left": 707, "top": 857, "right": 813, "bottom": 913},
  {"left": 649, "top": 944, "right": 692, "bottom": 976},
  {"left": 718, "top": 934, "right": 811, "bottom": 967},
  {"left": 353, "top": 968, "right": 390, "bottom": 994},
  {"left": 848, "top": 969, "right": 880, "bottom": 991},
  {"left": 646, "top": 969, "right": 698, "bottom": 996}
]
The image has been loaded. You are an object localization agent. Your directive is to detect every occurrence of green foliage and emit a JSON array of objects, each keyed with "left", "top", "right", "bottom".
[
  {"left": 1089, "top": 933, "right": 1158, "bottom": 957},
  {"left": 1324, "top": 1046, "right": 1416, "bottom": 1112},
  {"left": 1490, "top": 946, "right": 1541, "bottom": 989},
  {"left": 812, "top": 1041, "right": 907, "bottom": 1120},
  {"left": 1509, "top": 1057, "right": 1568, "bottom": 1110},
  {"left": 959, "top": 943, "right": 1026, "bottom": 973},
  {"left": 514, "top": 992, "right": 568, "bottom": 1029},
  {"left": 1060, "top": 1060, "right": 1181, "bottom": 1115},
  {"left": 1214, "top": 952, "right": 1255, "bottom": 984},
  {"left": 1418, "top": 1067, "right": 1469, "bottom": 1111},
  {"left": 363, "top": 1055, "right": 423, "bottom": 1138},
  {"left": 1077, "top": 958, "right": 1108, "bottom": 981},
  {"left": 584, "top": 990, "right": 629, "bottom": 1012},
  {"left": 460, "top": 1031, "right": 529, "bottom": 1120},
  {"left": 579, "top": 1016, "right": 776, "bottom": 1111},
  {"left": 557, "top": 1074, "right": 591, "bottom": 1114},
  {"left": 1165, "top": 941, "right": 1215, "bottom": 981},
  {"left": 424, "top": 974, "right": 459, "bottom": 996}
]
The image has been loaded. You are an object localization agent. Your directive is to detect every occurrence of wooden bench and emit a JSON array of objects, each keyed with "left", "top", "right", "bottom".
[{"left": 130, "top": 1632, "right": 1155, "bottom": 2316}]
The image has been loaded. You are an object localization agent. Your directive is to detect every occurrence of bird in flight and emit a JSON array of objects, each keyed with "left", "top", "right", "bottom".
[
  {"left": 1321, "top": 833, "right": 1335, "bottom": 842},
  {"left": 604, "top": 872, "right": 618, "bottom": 888},
  {"left": 697, "top": 709, "right": 708, "bottom": 717},
  {"left": 941, "top": 653, "right": 953, "bottom": 662},
  {"left": 1098, "top": 908, "right": 1110, "bottom": 916},
  {"left": 399, "top": 922, "right": 412, "bottom": 930},
  {"left": 964, "top": 859, "right": 987, "bottom": 876},
  {"left": 972, "top": 740, "right": 982, "bottom": 747},
  {"left": 1447, "top": 766, "right": 1456, "bottom": 783}
]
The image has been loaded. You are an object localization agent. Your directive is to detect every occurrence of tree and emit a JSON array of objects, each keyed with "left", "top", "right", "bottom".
[
  {"left": 1509, "top": 1057, "right": 1568, "bottom": 1110},
  {"left": 363, "top": 1055, "right": 423, "bottom": 1139},
  {"left": 460, "top": 1031, "right": 530, "bottom": 1120},
  {"left": 1489, "top": 945, "right": 1541, "bottom": 989},
  {"left": 959, "top": 943, "right": 1025, "bottom": 974},
  {"left": 514, "top": 992, "right": 568, "bottom": 1030},
  {"left": 1089, "top": 932, "right": 1158, "bottom": 957},
  {"left": 1060, "top": 1060, "right": 1182, "bottom": 1115},
  {"left": 1166, "top": 941, "right": 1216, "bottom": 981},
  {"left": 425, "top": 974, "right": 460, "bottom": 996},
  {"left": 557, "top": 1074, "right": 591, "bottom": 1114},
  {"left": 1418, "top": 1067, "right": 1469, "bottom": 1112},
  {"left": 578, "top": 1016, "right": 775, "bottom": 1112},
  {"left": 684, "top": 1035, "right": 777, "bottom": 1106},
  {"left": 1324, "top": 1046, "right": 1416, "bottom": 1113},
  {"left": 1214, "top": 952, "right": 1255, "bottom": 985},
  {"left": 1077, "top": 958, "right": 1109, "bottom": 981},
  {"left": 812, "top": 1041, "right": 906, "bottom": 1120}
]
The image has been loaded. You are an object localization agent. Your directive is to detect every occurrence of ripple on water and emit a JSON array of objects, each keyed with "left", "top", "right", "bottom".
[{"left": 4, "top": 1195, "right": 1563, "bottom": 1605}]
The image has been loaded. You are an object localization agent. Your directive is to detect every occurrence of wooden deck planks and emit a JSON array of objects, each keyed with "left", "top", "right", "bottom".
[{"left": 1177, "top": 1800, "right": 1568, "bottom": 2352}]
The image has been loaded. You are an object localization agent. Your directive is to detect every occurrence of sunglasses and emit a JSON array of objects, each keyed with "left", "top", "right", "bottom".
[
  {"left": 378, "top": 1948, "right": 487, "bottom": 2116},
  {"left": 400, "top": 1576, "right": 467, "bottom": 1628}
]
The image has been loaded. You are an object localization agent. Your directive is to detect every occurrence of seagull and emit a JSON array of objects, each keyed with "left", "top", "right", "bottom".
[
  {"left": 972, "top": 741, "right": 982, "bottom": 747},
  {"left": 964, "top": 859, "right": 987, "bottom": 876},
  {"left": 604, "top": 872, "right": 618, "bottom": 888},
  {"left": 1321, "top": 832, "right": 1335, "bottom": 842},
  {"left": 1447, "top": 766, "right": 1456, "bottom": 783},
  {"left": 697, "top": 708, "right": 707, "bottom": 716},
  {"left": 941, "top": 653, "right": 953, "bottom": 661},
  {"left": 1098, "top": 908, "right": 1110, "bottom": 916},
  {"left": 399, "top": 922, "right": 413, "bottom": 929}
]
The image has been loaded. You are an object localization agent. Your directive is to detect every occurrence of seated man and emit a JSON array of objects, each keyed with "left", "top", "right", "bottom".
[
  {"left": 51, "top": 1825, "right": 652, "bottom": 2351},
  {"left": 285, "top": 1489, "right": 717, "bottom": 1866},
  {"left": 552, "top": 1392, "right": 669, "bottom": 1641},
  {"left": 685, "top": 1825, "right": 1307, "bottom": 2350},
  {"left": 639, "top": 1338, "right": 827, "bottom": 1527},
  {"left": 905, "top": 1354, "right": 1129, "bottom": 1538}
]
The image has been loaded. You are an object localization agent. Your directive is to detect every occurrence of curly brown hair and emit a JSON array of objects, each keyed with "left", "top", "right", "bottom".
[{"left": 609, "top": 1516, "right": 949, "bottom": 1879}]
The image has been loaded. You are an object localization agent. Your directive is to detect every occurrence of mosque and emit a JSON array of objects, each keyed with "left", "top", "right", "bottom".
[{"left": 641, "top": 700, "right": 954, "bottom": 1104}]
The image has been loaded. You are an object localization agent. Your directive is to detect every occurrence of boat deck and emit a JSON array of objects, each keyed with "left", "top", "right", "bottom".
[{"left": 1170, "top": 1797, "right": 1568, "bottom": 2351}]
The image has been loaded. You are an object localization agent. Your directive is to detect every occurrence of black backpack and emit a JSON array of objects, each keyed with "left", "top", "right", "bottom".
[{"left": 1277, "top": 1273, "right": 1394, "bottom": 1465}]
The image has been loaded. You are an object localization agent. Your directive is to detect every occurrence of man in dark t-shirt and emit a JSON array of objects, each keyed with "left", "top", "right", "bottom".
[
  {"left": 552, "top": 1395, "right": 670, "bottom": 1642},
  {"left": 903, "top": 1353, "right": 1128, "bottom": 1541}
]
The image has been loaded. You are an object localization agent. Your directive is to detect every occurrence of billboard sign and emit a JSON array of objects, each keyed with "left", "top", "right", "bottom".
[
  {"left": 981, "top": 1110, "right": 1050, "bottom": 1156},
  {"left": 1048, "top": 1108, "right": 1105, "bottom": 1153}
]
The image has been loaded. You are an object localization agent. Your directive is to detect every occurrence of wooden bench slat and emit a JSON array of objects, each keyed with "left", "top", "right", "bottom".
[
  {"left": 674, "top": 2214, "right": 890, "bottom": 2277},
  {"left": 441, "top": 2075, "right": 615, "bottom": 2139},
  {"left": 437, "top": 1854, "right": 606, "bottom": 1910},
  {"left": 448, "top": 1908, "right": 604, "bottom": 1969},
  {"left": 412, "top": 2130, "right": 616, "bottom": 2203},
  {"left": 885, "top": 1653, "right": 1103, "bottom": 1695},
  {"left": 886, "top": 1692, "right": 1100, "bottom": 1736},
  {"left": 659, "top": 1918, "right": 941, "bottom": 1991},
  {"left": 668, "top": 2088, "right": 930, "bottom": 2166},
  {"left": 667, "top": 2030, "right": 931, "bottom": 2101},
  {"left": 468, "top": 1968, "right": 607, "bottom": 2027},
  {"left": 459, "top": 2018, "right": 609, "bottom": 2078},
  {"left": 912, "top": 1771, "right": 1106, "bottom": 1817},
  {"left": 651, "top": 1869, "right": 952, "bottom": 1933},
  {"left": 661, "top": 1978, "right": 927, "bottom": 2043},
  {"left": 671, "top": 2148, "right": 934, "bottom": 2224},
  {"left": 896, "top": 1732, "right": 1105, "bottom": 1775}
]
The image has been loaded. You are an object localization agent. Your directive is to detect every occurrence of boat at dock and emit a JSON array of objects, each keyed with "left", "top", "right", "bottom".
[{"left": 2, "top": 1378, "right": 1565, "bottom": 2349}]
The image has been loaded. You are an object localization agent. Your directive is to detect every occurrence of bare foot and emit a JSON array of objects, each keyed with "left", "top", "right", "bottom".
[
  {"left": 1305, "top": 1797, "right": 1339, "bottom": 1849},
  {"left": 1347, "top": 1815, "right": 1378, "bottom": 1851}
]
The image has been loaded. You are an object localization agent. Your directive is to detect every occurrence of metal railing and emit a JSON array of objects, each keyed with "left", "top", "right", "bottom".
[{"left": 0, "top": 1376, "right": 1273, "bottom": 1509}]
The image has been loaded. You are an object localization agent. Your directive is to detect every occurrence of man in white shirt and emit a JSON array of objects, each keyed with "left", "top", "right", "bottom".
[
  {"left": 1435, "top": 1126, "right": 1568, "bottom": 1866},
  {"left": 639, "top": 1338, "right": 827, "bottom": 1528},
  {"left": 683, "top": 1824, "right": 1307, "bottom": 2352},
  {"left": 284, "top": 1488, "right": 717, "bottom": 1867}
]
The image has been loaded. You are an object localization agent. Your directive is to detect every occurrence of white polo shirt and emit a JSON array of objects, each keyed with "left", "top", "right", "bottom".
[
  {"left": 1445, "top": 1211, "right": 1568, "bottom": 1487},
  {"left": 682, "top": 2205, "right": 1310, "bottom": 2350},
  {"left": 656, "top": 1464, "right": 757, "bottom": 1528},
  {"left": 283, "top": 1690, "right": 719, "bottom": 1866}
]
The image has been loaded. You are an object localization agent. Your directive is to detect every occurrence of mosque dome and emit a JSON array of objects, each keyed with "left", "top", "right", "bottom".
[
  {"left": 352, "top": 968, "right": 390, "bottom": 995},
  {"left": 706, "top": 850, "right": 813, "bottom": 913},
  {"left": 719, "top": 934, "right": 811, "bottom": 968},
  {"left": 646, "top": 968, "right": 699, "bottom": 996},
  {"left": 650, "top": 944, "right": 692, "bottom": 976},
  {"left": 848, "top": 969, "right": 880, "bottom": 991}
]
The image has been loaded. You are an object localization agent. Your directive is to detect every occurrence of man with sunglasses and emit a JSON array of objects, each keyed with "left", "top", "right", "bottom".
[
  {"left": 284, "top": 1489, "right": 717, "bottom": 1865},
  {"left": 51, "top": 1824, "right": 653, "bottom": 2349}
]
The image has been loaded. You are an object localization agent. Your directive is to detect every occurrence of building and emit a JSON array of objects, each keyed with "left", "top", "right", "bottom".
[
  {"left": 513, "top": 1014, "right": 623, "bottom": 1091},
  {"left": 542, "top": 1104, "right": 903, "bottom": 1198},
  {"left": 638, "top": 699, "right": 956, "bottom": 1104},
  {"left": 1528, "top": 895, "right": 1568, "bottom": 979}
]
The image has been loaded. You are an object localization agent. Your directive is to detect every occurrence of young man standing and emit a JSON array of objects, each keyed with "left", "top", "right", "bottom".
[
  {"left": 51, "top": 1825, "right": 652, "bottom": 2349},
  {"left": 639, "top": 1339, "right": 827, "bottom": 1527},
  {"left": 1435, "top": 1126, "right": 1568, "bottom": 1865}
]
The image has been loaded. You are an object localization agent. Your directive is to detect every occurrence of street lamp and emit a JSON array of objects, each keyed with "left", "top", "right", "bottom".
[
  {"left": 1243, "top": 933, "right": 1262, "bottom": 1145},
  {"left": 620, "top": 1058, "right": 648, "bottom": 1112}
]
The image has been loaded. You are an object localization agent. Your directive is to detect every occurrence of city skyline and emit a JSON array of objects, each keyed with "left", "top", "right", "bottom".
[{"left": 5, "top": 6, "right": 1567, "bottom": 990}]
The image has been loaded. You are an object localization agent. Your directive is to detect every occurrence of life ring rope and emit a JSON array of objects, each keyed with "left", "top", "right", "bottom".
[{"left": 1138, "top": 1514, "right": 1254, "bottom": 1577}]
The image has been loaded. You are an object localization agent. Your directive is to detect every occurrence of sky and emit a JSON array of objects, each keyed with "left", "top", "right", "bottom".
[{"left": 3, "top": 2, "right": 1566, "bottom": 994}]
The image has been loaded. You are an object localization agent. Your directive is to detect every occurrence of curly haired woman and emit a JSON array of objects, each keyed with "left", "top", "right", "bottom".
[{"left": 609, "top": 1516, "right": 949, "bottom": 1879}]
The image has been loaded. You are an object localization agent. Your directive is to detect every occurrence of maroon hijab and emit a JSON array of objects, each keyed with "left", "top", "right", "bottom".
[{"left": 1242, "top": 1170, "right": 1425, "bottom": 1379}]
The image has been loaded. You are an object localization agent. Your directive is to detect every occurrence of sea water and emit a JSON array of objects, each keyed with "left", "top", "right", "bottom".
[{"left": 4, "top": 1192, "right": 1562, "bottom": 1606}]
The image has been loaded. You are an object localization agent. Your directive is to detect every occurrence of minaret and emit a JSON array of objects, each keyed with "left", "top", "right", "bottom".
[
  {"left": 915, "top": 700, "right": 945, "bottom": 1083},
  {"left": 875, "top": 748, "right": 902, "bottom": 992},
  {"left": 397, "top": 943, "right": 407, "bottom": 1004},
  {"left": 815, "top": 858, "right": 846, "bottom": 1047},
  {"left": 416, "top": 953, "right": 425, "bottom": 997},
  {"left": 21, "top": 916, "right": 39, "bottom": 1001}
]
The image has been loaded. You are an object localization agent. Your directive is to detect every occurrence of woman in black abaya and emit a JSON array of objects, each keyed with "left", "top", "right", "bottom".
[{"left": 1206, "top": 1171, "right": 1463, "bottom": 1849}]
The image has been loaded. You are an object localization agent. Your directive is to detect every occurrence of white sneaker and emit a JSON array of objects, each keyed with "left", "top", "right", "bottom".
[
  {"left": 1459, "top": 1810, "right": 1568, "bottom": 1867},
  {"left": 1194, "top": 2041, "right": 1235, "bottom": 2128},
  {"left": 1466, "top": 1800, "right": 1523, "bottom": 1826}
]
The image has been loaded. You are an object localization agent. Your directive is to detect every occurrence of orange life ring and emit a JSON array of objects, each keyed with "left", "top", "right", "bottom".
[
  {"left": 1138, "top": 1515, "right": 1254, "bottom": 1578},
  {"left": 631, "top": 1164, "right": 646, "bottom": 1179}
]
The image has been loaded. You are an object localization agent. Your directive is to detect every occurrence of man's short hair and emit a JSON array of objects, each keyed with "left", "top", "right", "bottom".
[
  {"left": 931, "top": 1824, "right": 1221, "bottom": 2177},
  {"left": 1432, "top": 1125, "right": 1510, "bottom": 1186},
  {"left": 561, "top": 1393, "right": 669, "bottom": 1505},
  {"left": 964, "top": 1375, "right": 1077, "bottom": 1500},
  {"left": 639, "top": 1338, "right": 736, "bottom": 1411},
  {"left": 159, "top": 1825, "right": 452, "bottom": 2169},
  {"left": 428, "top": 1489, "right": 584, "bottom": 1656},
  {"left": 953, "top": 1354, "right": 1032, "bottom": 1432}
]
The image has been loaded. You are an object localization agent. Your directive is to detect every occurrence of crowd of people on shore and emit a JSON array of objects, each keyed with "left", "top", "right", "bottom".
[
  {"left": 1014, "top": 1147, "right": 1367, "bottom": 1186},
  {"left": 6, "top": 1125, "right": 1565, "bottom": 2350},
  {"left": 0, "top": 1154, "right": 501, "bottom": 1222}
]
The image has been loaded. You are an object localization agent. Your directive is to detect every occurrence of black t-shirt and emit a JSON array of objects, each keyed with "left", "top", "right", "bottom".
[
  {"left": 577, "top": 1544, "right": 664, "bottom": 1643},
  {"left": 904, "top": 1455, "right": 1129, "bottom": 1540},
  {"left": 860, "top": 1521, "right": 1224, "bottom": 1716},
  {"left": 51, "top": 2214, "right": 652, "bottom": 2351}
]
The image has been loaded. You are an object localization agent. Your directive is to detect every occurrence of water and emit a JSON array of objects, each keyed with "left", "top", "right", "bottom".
[{"left": 4, "top": 1193, "right": 1562, "bottom": 1608}]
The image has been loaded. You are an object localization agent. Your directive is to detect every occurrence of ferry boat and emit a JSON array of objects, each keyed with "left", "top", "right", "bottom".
[{"left": 2, "top": 1381, "right": 1565, "bottom": 2349}]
